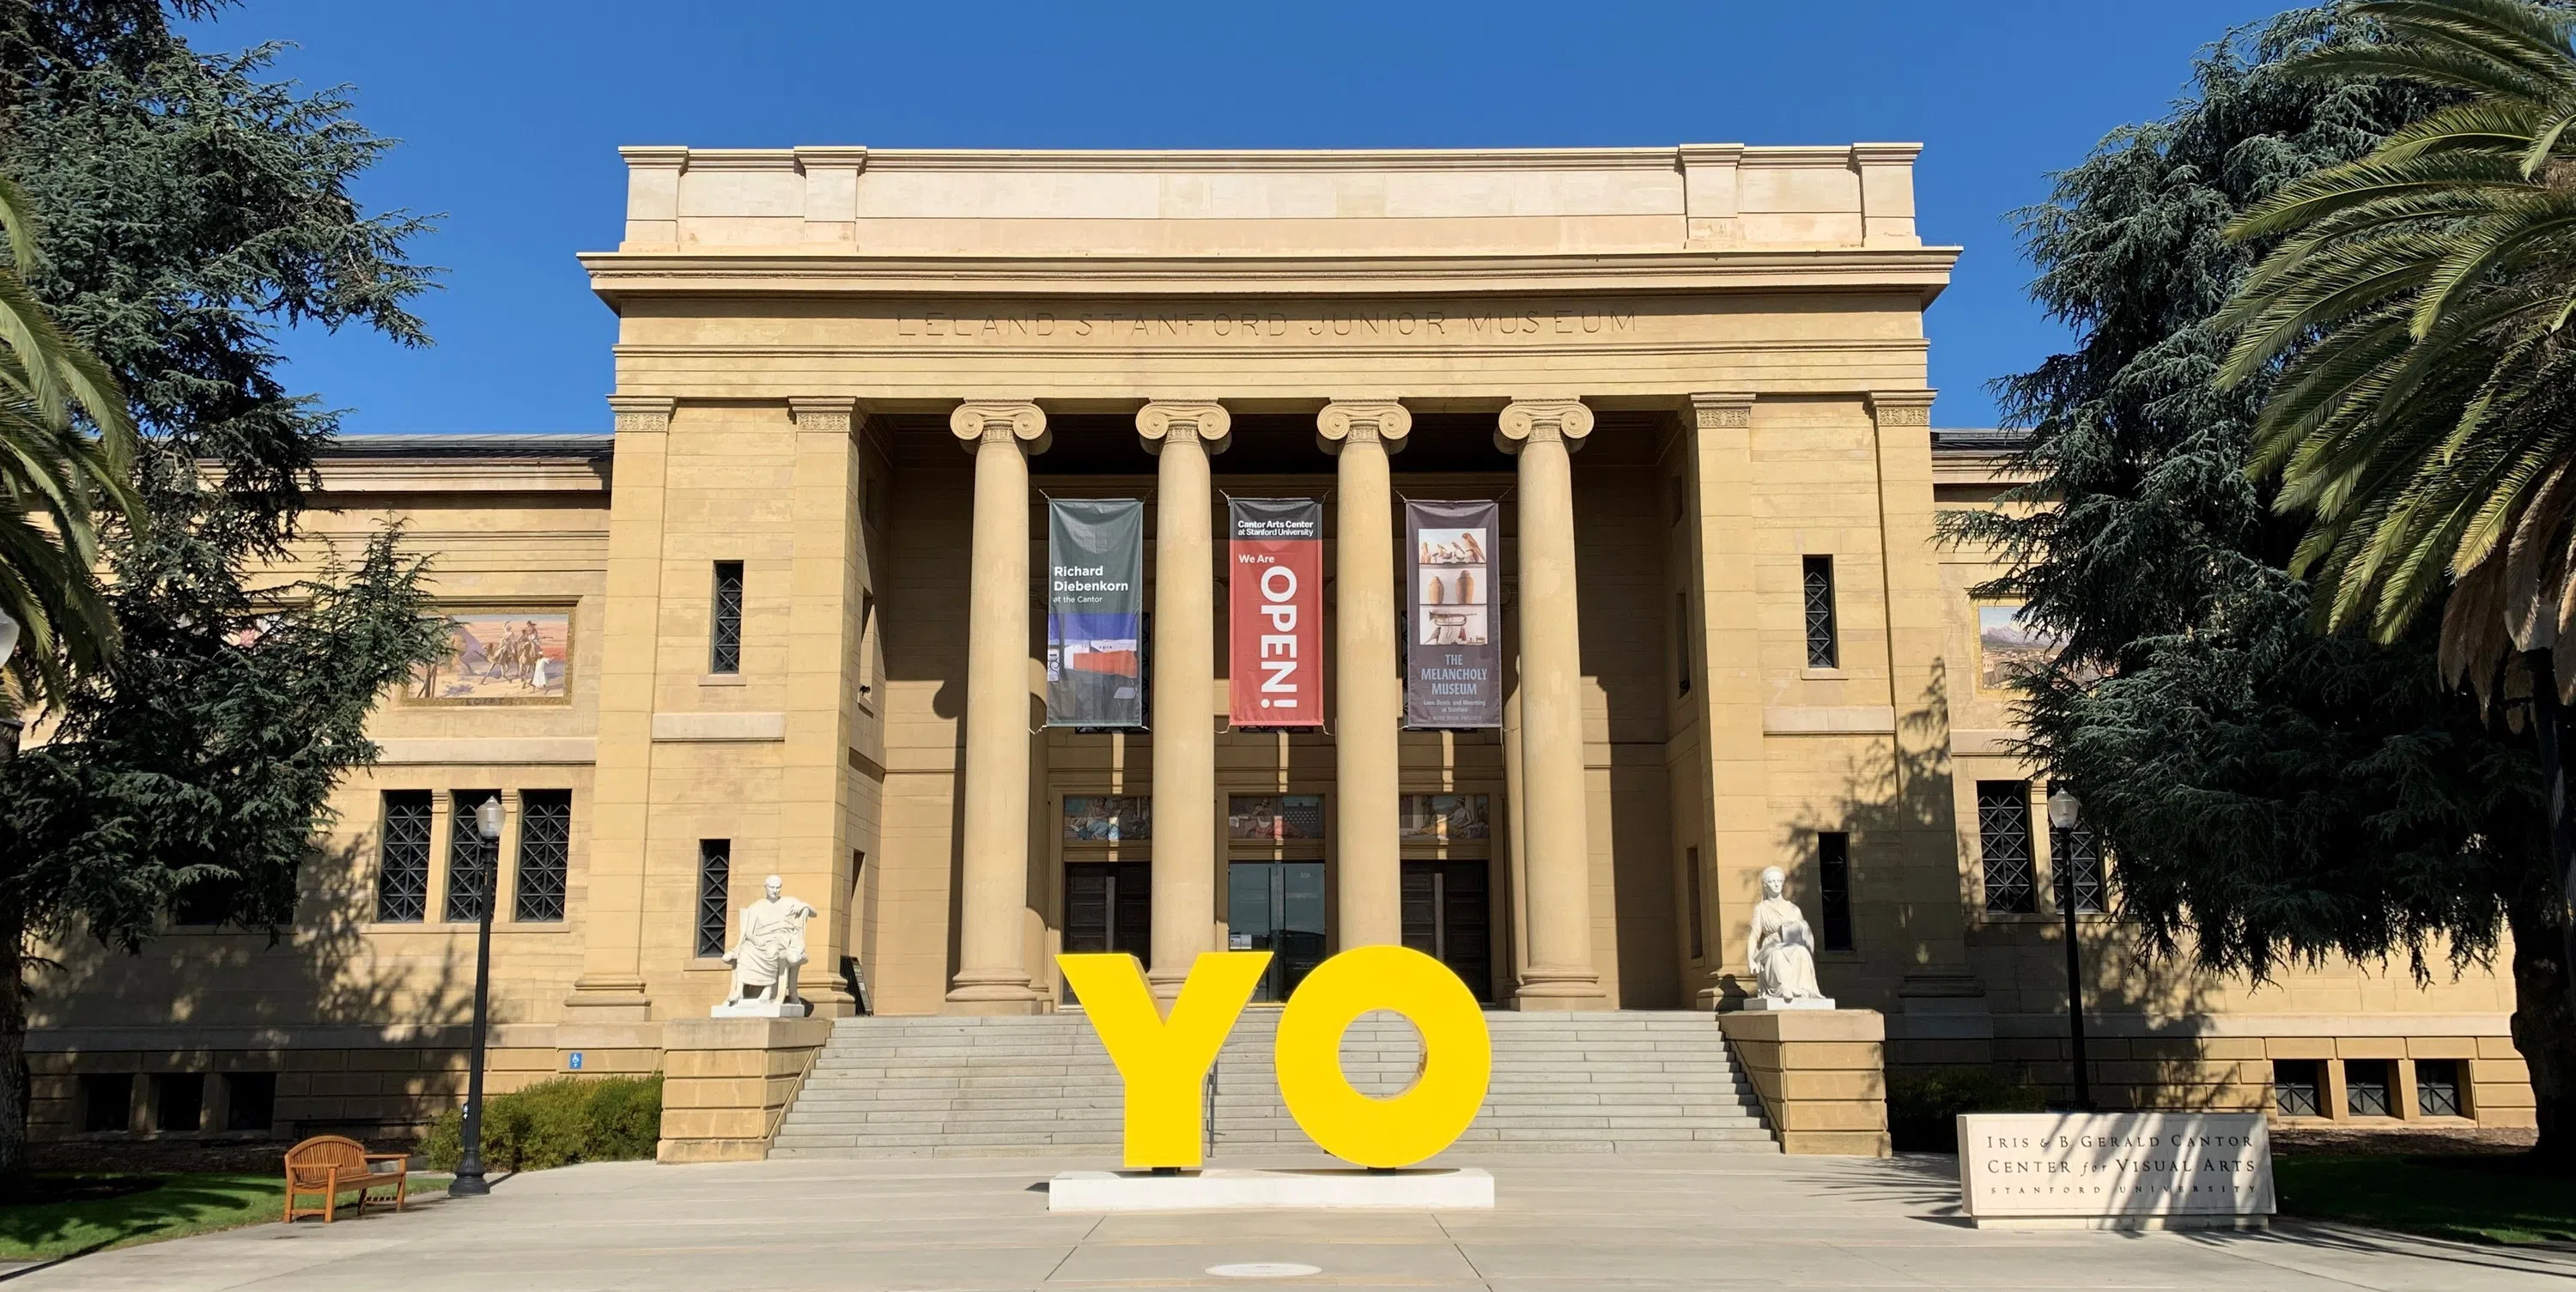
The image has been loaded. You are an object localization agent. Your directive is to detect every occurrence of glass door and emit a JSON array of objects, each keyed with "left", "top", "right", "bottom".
[
  {"left": 1228, "top": 860, "right": 1326, "bottom": 1002},
  {"left": 1401, "top": 861, "right": 1492, "bottom": 1002}
]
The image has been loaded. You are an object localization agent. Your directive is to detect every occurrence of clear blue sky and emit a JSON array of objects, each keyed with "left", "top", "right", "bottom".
[{"left": 191, "top": 0, "right": 2286, "bottom": 434}]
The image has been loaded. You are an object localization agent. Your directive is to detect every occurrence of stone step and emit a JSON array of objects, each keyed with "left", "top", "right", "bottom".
[{"left": 772, "top": 1010, "right": 1778, "bottom": 1158}]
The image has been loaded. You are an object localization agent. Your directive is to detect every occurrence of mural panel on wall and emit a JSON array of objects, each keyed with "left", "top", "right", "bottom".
[{"left": 410, "top": 610, "right": 573, "bottom": 705}]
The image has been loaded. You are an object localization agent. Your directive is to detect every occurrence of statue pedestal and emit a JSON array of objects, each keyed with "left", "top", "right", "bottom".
[
  {"left": 710, "top": 998, "right": 811, "bottom": 1019},
  {"left": 1048, "top": 1168, "right": 1493, "bottom": 1212},
  {"left": 1737, "top": 996, "right": 1836, "bottom": 1011}
]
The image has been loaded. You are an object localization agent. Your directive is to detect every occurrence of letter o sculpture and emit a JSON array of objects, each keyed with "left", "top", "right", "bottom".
[{"left": 1273, "top": 944, "right": 1492, "bottom": 1168}]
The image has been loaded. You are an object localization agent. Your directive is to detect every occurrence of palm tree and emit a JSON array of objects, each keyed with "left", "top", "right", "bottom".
[
  {"left": 2215, "top": 0, "right": 2576, "bottom": 994},
  {"left": 0, "top": 170, "right": 140, "bottom": 713}
]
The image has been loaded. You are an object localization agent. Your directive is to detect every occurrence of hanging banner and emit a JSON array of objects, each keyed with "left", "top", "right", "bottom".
[
  {"left": 1406, "top": 500, "right": 1502, "bottom": 728},
  {"left": 1228, "top": 497, "right": 1324, "bottom": 727},
  {"left": 1047, "top": 498, "right": 1147, "bottom": 728}
]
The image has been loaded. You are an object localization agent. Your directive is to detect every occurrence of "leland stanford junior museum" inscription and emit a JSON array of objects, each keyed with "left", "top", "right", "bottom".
[{"left": 897, "top": 306, "right": 1643, "bottom": 343}]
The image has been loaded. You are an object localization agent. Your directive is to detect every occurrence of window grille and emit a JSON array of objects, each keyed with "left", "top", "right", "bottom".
[
  {"left": 696, "top": 840, "right": 732, "bottom": 958},
  {"left": 1674, "top": 592, "right": 1692, "bottom": 695},
  {"left": 1802, "top": 555, "right": 1838, "bottom": 669},
  {"left": 1684, "top": 846, "right": 1704, "bottom": 961},
  {"left": 710, "top": 561, "right": 744, "bottom": 674},
  {"left": 514, "top": 791, "right": 572, "bottom": 922},
  {"left": 1977, "top": 781, "right": 2036, "bottom": 913},
  {"left": 2346, "top": 1059, "right": 2394, "bottom": 1117},
  {"left": 1819, "top": 831, "right": 1855, "bottom": 951},
  {"left": 2415, "top": 1059, "right": 2463, "bottom": 1118},
  {"left": 2050, "top": 783, "right": 2105, "bottom": 914},
  {"left": 375, "top": 792, "right": 432, "bottom": 922},
  {"left": 446, "top": 792, "right": 501, "bottom": 923},
  {"left": 2274, "top": 1059, "right": 2324, "bottom": 1117}
]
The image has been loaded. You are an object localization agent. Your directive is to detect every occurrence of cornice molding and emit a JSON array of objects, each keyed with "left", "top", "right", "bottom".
[
  {"left": 618, "top": 143, "right": 1914, "bottom": 175},
  {"left": 580, "top": 247, "right": 1963, "bottom": 302}
]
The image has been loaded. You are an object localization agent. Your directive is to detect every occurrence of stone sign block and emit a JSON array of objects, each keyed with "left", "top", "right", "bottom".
[{"left": 1957, "top": 1112, "right": 2274, "bottom": 1230}]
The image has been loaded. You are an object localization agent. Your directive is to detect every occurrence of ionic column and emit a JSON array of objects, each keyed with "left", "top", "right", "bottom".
[
  {"left": 1138, "top": 402, "right": 1230, "bottom": 998},
  {"left": 1319, "top": 401, "right": 1412, "bottom": 949},
  {"left": 946, "top": 400, "right": 1048, "bottom": 1013},
  {"left": 1498, "top": 399, "right": 1606, "bottom": 1009}
]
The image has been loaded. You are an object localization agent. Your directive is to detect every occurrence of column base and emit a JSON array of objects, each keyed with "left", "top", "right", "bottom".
[
  {"left": 1146, "top": 967, "right": 1190, "bottom": 1003},
  {"left": 1511, "top": 970, "right": 1610, "bottom": 1011},
  {"left": 946, "top": 974, "right": 1044, "bottom": 1016},
  {"left": 562, "top": 976, "right": 653, "bottom": 1022}
]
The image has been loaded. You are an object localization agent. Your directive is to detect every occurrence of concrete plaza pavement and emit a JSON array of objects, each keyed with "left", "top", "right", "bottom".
[{"left": 14, "top": 1150, "right": 2572, "bottom": 1291}]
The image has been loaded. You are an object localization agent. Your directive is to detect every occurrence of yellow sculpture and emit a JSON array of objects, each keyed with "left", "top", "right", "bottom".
[{"left": 1057, "top": 945, "right": 1492, "bottom": 1170}]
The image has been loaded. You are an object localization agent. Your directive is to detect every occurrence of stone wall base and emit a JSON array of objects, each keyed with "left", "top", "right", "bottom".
[{"left": 1718, "top": 1008, "right": 1891, "bottom": 1156}]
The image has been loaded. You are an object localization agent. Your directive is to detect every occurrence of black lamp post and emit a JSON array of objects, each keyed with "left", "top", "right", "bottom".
[
  {"left": 450, "top": 793, "right": 503, "bottom": 1198},
  {"left": 2046, "top": 784, "right": 2093, "bottom": 1112}
]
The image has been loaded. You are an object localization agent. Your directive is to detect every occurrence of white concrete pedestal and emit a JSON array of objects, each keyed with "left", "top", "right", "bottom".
[
  {"left": 708, "top": 998, "right": 810, "bottom": 1018},
  {"left": 1735, "top": 996, "right": 1836, "bottom": 1010},
  {"left": 1048, "top": 1168, "right": 1494, "bottom": 1212}
]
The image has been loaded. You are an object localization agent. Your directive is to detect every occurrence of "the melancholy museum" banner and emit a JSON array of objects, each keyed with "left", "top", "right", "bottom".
[
  {"left": 1227, "top": 497, "right": 1324, "bottom": 728},
  {"left": 1046, "top": 498, "right": 1146, "bottom": 728},
  {"left": 1405, "top": 499, "right": 1502, "bottom": 728}
]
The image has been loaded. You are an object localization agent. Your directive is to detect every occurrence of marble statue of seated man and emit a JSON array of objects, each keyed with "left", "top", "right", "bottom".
[
  {"left": 722, "top": 874, "right": 817, "bottom": 1011},
  {"left": 1747, "top": 864, "right": 1831, "bottom": 1008}
]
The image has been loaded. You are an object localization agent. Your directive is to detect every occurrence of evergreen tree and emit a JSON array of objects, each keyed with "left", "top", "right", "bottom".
[
  {"left": 1946, "top": 7, "right": 2574, "bottom": 1160},
  {"left": 0, "top": 1, "right": 447, "bottom": 1178}
]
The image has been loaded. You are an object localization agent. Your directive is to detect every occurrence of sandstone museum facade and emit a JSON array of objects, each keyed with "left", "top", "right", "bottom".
[{"left": 23, "top": 143, "right": 2530, "bottom": 1148}]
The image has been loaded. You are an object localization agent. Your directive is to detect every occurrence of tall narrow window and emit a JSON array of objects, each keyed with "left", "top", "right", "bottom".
[
  {"left": 446, "top": 791, "right": 501, "bottom": 923},
  {"left": 710, "top": 561, "right": 745, "bottom": 674},
  {"left": 696, "top": 840, "right": 732, "bottom": 958},
  {"left": 514, "top": 790, "right": 572, "bottom": 923},
  {"left": 1818, "top": 831, "right": 1855, "bottom": 951},
  {"left": 1977, "top": 780, "right": 2036, "bottom": 913},
  {"left": 855, "top": 591, "right": 878, "bottom": 703},
  {"left": 1674, "top": 592, "right": 1692, "bottom": 695},
  {"left": 1684, "top": 846, "right": 1704, "bottom": 961},
  {"left": 375, "top": 792, "right": 432, "bottom": 923},
  {"left": 1802, "top": 555, "right": 1838, "bottom": 668},
  {"left": 2049, "top": 779, "right": 2105, "bottom": 914}
]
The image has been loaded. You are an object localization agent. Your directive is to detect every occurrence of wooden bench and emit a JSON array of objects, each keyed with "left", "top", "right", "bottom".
[{"left": 283, "top": 1135, "right": 410, "bottom": 1223}]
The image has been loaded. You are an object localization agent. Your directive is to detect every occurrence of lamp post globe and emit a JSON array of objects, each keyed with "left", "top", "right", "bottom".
[
  {"left": 451, "top": 794, "right": 505, "bottom": 1198},
  {"left": 2045, "top": 784, "right": 2093, "bottom": 1111}
]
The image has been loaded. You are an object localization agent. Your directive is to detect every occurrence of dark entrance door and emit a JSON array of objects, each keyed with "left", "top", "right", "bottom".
[
  {"left": 1401, "top": 860, "right": 1492, "bottom": 1002},
  {"left": 1063, "top": 862, "right": 1151, "bottom": 1005},
  {"left": 1227, "top": 860, "right": 1326, "bottom": 1002}
]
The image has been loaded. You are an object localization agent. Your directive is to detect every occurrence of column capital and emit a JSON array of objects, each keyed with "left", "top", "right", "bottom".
[
  {"left": 1316, "top": 400, "right": 1413, "bottom": 454},
  {"left": 1137, "top": 401, "right": 1232, "bottom": 455},
  {"left": 787, "top": 396, "right": 866, "bottom": 435},
  {"left": 1686, "top": 393, "right": 1756, "bottom": 429},
  {"left": 949, "top": 400, "right": 1049, "bottom": 453},
  {"left": 1496, "top": 399, "right": 1595, "bottom": 453},
  {"left": 605, "top": 394, "right": 675, "bottom": 434},
  {"left": 1864, "top": 390, "right": 1936, "bottom": 428}
]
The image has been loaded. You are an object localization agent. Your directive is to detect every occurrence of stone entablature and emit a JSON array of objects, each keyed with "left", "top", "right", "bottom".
[{"left": 607, "top": 143, "right": 1928, "bottom": 258}]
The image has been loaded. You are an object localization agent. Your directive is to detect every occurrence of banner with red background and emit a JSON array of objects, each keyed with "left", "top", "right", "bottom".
[{"left": 1227, "top": 497, "right": 1324, "bottom": 727}]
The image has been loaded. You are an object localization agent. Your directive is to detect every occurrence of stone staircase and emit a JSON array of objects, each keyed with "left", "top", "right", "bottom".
[{"left": 769, "top": 1009, "right": 1776, "bottom": 1158}]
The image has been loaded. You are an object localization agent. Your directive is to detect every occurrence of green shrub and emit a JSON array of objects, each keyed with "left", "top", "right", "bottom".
[
  {"left": 418, "top": 1074, "right": 664, "bottom": 1174},
  {"left": 1886, "top": 1066, "right": 2048, "bottom": 1153}
]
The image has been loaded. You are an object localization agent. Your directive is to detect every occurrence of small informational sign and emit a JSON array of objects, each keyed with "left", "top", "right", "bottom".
[
  {"left": 567, "top": 1052, "right": 583, "bottom": 1071},
  {"left": 1227, "top": 498, "right": 1324, "bottom": 727},
  {"left": 1957, "top": 1112, "right": 2274, "bottom": 1229}
]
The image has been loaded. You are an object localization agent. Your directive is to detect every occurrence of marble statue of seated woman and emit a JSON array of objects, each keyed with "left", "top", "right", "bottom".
[{"left": 1747, "top": 864, "right": 1830, "bottom": 1007}]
